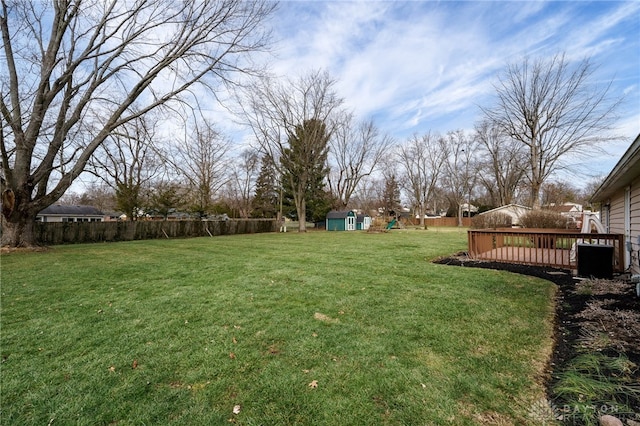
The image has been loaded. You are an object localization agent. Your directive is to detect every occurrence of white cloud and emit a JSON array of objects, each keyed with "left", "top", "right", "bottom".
[{"left": 256, "top": 0, "right": 639, "bottom": 177}]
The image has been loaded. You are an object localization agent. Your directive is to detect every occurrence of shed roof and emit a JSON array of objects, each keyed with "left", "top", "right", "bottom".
[
  {"left": 591, "top": 133, "right": 640, "bottom": 202},
  {"left": 356, "top": 213, "right": 370, "bottom": 222},
  {"left": 326, "top": 210, "right": 355, "bottom": 219},
  {"left": 38, "top": 205, "right": 105, "bottom": 216}
]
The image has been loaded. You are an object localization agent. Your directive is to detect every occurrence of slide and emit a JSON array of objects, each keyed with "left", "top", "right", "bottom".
[{"left": 386, "top": 219, "right": 397, "bottom": 230}]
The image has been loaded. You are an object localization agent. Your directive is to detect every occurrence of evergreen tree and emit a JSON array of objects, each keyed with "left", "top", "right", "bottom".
[
  {"left": 149, "top": 183, "right": 184, "bottom": 220},
  {"left": 382, "top": 174, "right": 401, "bottom": 217},
  {"left": 280, "top": 119, "right": 331, "bottom": 225},
  {"left": 251, "top": 155, "right": 279, "bottom": 218},
  {"left": 282, "top": 165, "right": 333, "bottom": 222}
]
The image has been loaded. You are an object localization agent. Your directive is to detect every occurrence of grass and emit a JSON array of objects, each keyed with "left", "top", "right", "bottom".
[
  {"left": 1, "top": 228, "right": 556, "bottom": 425},
  {"left": 552, "top": 353, "right": 640, "bottom": 425}
]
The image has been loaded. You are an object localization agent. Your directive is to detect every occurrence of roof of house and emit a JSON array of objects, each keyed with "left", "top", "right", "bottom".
[
  {"left": 326, "top": 210, "right": 356, "bottom": 219},
  {"left": 38, "top": 205, "right": 105, "bottom": 216},
  {"left": 548, "top": 204, "right": 580, "bottom": 213},
  {"left": 478, "top": 204, "right": 531, "bottom": 216},
  {"left": 592, "top": 133, "right": 640, "bottom": 202}
]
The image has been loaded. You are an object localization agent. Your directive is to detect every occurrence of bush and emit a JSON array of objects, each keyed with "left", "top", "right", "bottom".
[
  {"left": 520, "top": 209, "right": 572, "bottom": 229},
  {"left": 470, "top": 212, "right": 513, "bottom": 229}
]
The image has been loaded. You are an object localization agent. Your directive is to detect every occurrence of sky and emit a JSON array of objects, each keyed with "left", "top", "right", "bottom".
[
  {"left": 248, "top": 0, "right": 640, "bottom": 183},
  {"left": 70, "top": 0, "right": 640, "bottom": 194}
]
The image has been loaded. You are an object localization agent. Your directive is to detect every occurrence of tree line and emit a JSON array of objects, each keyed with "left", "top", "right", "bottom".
[
  {"left": 1, "top": 1, "right": 619, "bottom": 246},
  {"left": 58, "top": 107, "right": 602, "bottom": 229}
]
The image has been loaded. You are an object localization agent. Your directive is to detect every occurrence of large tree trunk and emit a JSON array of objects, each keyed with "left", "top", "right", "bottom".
[
  {"left": 295, "top": 197, "right": 307, "bottom": 232},
  {"left": 530, "top": 181, "right": 542, "bottom": 210},
  {"left": 1, "top": 185, "right": 42, "bottom": 247},
  {"left": 1, "top": 214, "right": 38, "bottom": 247}
]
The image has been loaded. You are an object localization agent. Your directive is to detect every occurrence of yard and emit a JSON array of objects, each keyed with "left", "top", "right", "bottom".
[{"left": 1, "top": 229, "right": 557, "bottom": 425}]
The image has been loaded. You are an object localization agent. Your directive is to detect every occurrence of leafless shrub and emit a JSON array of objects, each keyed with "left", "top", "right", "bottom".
[
  {"left": 576, "top": 300, "right": 640, "bottom": 353},
  {"left": 470, "top": 212, "right": 513, "bottom": 229},
  {"left": 520, "top": 209, "right": 571, "bottom": 229},
  {"left": 575, "top": 279, "right": 631, "bottom": 296}
]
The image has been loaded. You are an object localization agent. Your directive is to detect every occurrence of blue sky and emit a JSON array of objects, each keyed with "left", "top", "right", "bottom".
[{"left": 257, "top": 0, "right": 640, "bottom": 181}]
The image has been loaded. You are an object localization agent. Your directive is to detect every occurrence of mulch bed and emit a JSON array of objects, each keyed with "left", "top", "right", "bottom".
[{"left": 434, "top": 254, "right": 640, "bottom": 417}]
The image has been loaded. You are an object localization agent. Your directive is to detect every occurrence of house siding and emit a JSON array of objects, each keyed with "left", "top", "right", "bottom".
[
  {"left": 603, "top": 176, "right": 640, "bottom": 274},
  {"left": 629, "top": 180, "right": 640, "bottom": 274},
  {"left": 591, "top": 134, "right": 640, "bottom": 275},
  {"left": 608, "top": 195, "right": 625, "bottom": 234},
  {"left": 631, "top": 182, "right": 640, "bottom": 234}
]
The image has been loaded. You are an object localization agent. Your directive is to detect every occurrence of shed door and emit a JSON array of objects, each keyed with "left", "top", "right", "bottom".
[{"left": 346, "top": 216, "right": 356, "bottom": 231}]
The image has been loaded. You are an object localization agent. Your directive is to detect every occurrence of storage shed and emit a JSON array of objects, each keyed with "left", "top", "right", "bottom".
[
  {"left": 326, "top": 210, "right": 357, "bottom": 231},
  {"left": 356, "top": 213, "right": 371, "bottom": 230}
]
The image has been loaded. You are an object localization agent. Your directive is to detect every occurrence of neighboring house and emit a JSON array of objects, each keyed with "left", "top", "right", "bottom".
[
  {"left": 103, "top": 211, "right": 126, "bottom": 221},
  {"left": 548, "top": 202, "right": 583, "bottom": 225},
  {"left": 591, "top": 133, "right": 640, "bottom": 273},
  {"left": 37, "top": 205, "right": 105, "bottom": 222},
  {"left": 548, "top": 203, "right": 582, "bottom": 214},
  {"left": 477, "top": 204, "right": 532, "bottom": 227},
  {"left": 326, "top": 211, "right": 357, "bottom": 231},
  {"left": 460, "top": 203, "right": 479, "bottom": 215}
]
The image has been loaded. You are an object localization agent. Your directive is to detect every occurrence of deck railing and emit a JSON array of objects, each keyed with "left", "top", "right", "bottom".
[{"left": 467, "top": 228, "right": 624, "bottom": 272}]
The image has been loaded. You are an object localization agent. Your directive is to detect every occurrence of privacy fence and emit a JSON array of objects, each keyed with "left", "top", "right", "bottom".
[
  {"left": 35, "top": 219, "right": 277, "bottom": 245},
  {"left": 424, "top": 217, "right": 472, "bottom": 227}
]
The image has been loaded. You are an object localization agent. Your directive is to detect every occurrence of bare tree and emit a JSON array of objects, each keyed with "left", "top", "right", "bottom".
[
  {"left": 397, "top": 132, "right": 446, "bottom": 226},
  {"left": 474, "top": 120, "right": 527, "bottom": 207},
  {"left": 89, "top": 113, "right": 165, "bottom": 221},
  {"left": 227, "top": 149, "right": 260, "bottom": 218},
  {"left": 328, "top": 113, "right": 392, "bottom": 208},
  {"left": 441, "top": 130, "right": 478, "bottom": 226},
  {"left": 173, "top": 119, "right": 231, "bottom": 218},
  {"left": 481, "top": 53, "right": 620, "bottom": 209},
  {"left": 0, "top": 0, "right": 274, "bottom": 246},
  {"left": 239, "top": 70, "right": 343, "bottom": 231},
  {"left": 348, "top": 175, "right": 381, "bottom": 214},
  {"left": 58, "top": 182, "right": 116, "bottom": 212},
  {"left": 540, "top": 180, "right": 580, "bottom": 207}
]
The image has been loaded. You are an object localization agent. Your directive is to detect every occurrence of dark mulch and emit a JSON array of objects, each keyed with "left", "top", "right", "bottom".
[{"left": 434, "top": 254, "right": 640, "bottom": 417}]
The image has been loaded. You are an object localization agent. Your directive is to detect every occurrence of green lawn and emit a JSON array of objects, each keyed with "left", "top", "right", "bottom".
[{"left": 1, "top": 228, "right": 556, "bottom": 425}]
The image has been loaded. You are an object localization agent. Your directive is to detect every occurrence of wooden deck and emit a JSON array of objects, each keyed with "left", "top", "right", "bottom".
[
  {"left": 472, "top": 247, "right": 575, "bottom": 269},
  {"left": 468, "top": 229, "right": 624, "bottom": 272}
]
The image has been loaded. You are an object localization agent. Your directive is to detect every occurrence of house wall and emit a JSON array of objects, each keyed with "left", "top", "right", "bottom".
[
  {"left": 38, "top": 215, "right": 104, "bottom": 223},
  {"left": 608, "top": 193, "right": 625, "bottom": 234},
  {"left": 603, "top": 175, "right": 640, "bottom": 274},
  {"left": 631, "top": 183, "right": 640, "bottom": 245},
  {"left": 500, "top": 207, "right": 529, "bottom": 225}
]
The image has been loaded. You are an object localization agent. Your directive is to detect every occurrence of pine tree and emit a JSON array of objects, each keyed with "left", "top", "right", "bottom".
[
  {"left": 382, "top": 174, "right": 401, "bottom": 218},
  {"left": 280, "top": 119, "right": 331, "bottom": 224},
  {"left": 251, "top": 155, "right": 279, "bottom": 218}
]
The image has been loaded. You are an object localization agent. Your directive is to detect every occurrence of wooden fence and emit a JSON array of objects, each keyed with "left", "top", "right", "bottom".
[
  {"left": 35, "top": 219, "right": 277, "bottom": 245},
  {"left": 424, "top": 217, "right": 472, "bottom": 227},
  {"left": 467, "top": 228, "right": 624, "bottom": 272}
]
